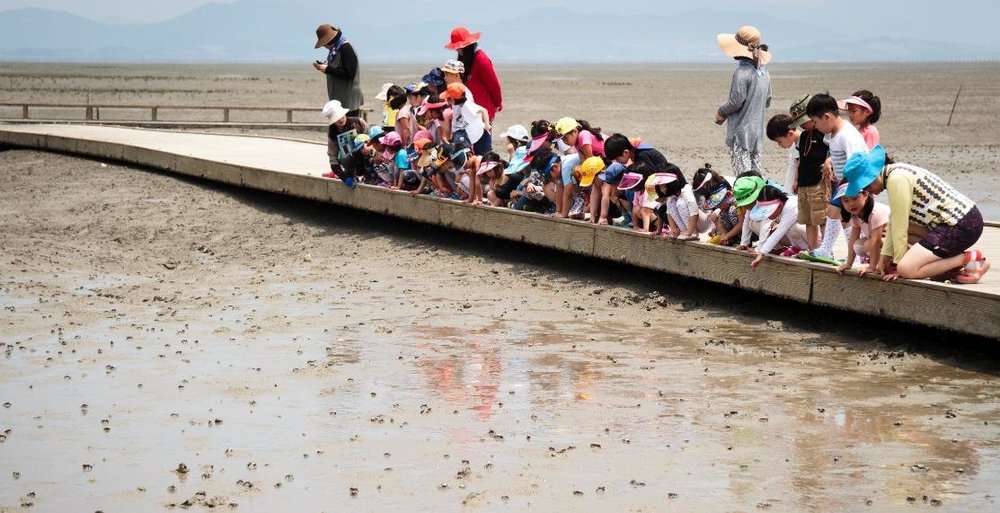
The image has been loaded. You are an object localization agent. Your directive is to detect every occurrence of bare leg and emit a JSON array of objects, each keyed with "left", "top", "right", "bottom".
[{"left": 896, "top": 244, "right": 965, "bottom": 279}]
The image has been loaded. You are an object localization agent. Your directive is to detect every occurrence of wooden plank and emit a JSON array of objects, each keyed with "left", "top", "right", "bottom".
[
  {"left": 178, "top": 158, "right": 243, "bottom": 186},
  {"left": 73, "top": 138, "right": 126, "bottom": 161},
  {"left": 344, "top": 186, "right": 442, "bottom": 226},
  {"left": 0, "top": 130, "right": 45, "bottom": 149},
  {"left": 238, "top": 167, "right": 329, "bottom": 203},
  {"left": 594, "top": 229, "right": 813, "bottom": 301},
  {"left": 438, "top": 203, "right": 596, "bottom": 255},
  {"left": 811, "top": 270, "right": 1000, "bottom": 339}
]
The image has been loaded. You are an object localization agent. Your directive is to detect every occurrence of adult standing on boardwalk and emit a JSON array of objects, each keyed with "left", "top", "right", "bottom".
[
  {"left": 715, "top": 25, "right": 771, "bottom": 176},
  {"left": 314, "top": 24, "right": 364, "bottom": 118},
  {"left": 446, "top": 26, "right": 502, "bottom": 149}
]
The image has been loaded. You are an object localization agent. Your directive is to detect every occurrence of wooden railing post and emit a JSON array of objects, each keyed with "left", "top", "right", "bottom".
[
  {"left": 151, "top": 107, "right": 158, "bottom": 121},
  {"left": 22, "top": 105, "right": 28, "bottom": 119},
  {"left": 85, "top": 106, "right": 93, "bottom": 120},
  {"left": 223, "top": 108, "right": 230, "bottom": 122},
  {"left": 287, "top": 109, "right": 293, "bottom": 123}
]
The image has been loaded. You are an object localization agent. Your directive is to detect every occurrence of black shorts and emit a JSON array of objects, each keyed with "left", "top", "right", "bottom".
[
  {"left": 494, "top": 180, "right": 518, "bottom": 201},
  {"left": 918, "top": 206, "right": 983, "bottom": 258}
]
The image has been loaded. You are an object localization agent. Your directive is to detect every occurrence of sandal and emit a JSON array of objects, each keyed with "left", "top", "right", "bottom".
[{"left": 956, "top": 254, "right": 990, "bottom": 284}]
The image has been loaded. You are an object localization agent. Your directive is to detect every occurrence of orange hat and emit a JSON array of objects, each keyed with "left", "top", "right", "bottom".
[
  {"left": 413, "top": 138, "right": 434, "bottom": 151},
  {"left": 441, "top": 82, "right": 467, "bottom": 101}
]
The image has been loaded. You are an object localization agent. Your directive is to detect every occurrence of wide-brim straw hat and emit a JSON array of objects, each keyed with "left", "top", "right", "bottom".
[
  {"left": 315, "top": 24, "right": 340, "bottom": 49},
  {"left": 717, "top": 25, "right": 771, "bottom": 65}
]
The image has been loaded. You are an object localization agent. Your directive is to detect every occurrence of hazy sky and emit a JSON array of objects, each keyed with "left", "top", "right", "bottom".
[{"left": 1, "top": 0, "right": 996, "bottom": 46}]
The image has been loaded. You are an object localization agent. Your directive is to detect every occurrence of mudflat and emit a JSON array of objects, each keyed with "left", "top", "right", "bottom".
[
  {"left": 1, "top": 62, "right": 997, "bottom": 217},
  {"left": 1, "top": 63, "right": 999, "bottom": 512}
]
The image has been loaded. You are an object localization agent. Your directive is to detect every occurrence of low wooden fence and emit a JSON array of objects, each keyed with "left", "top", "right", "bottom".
[{"left": 0, "top": 103, "right": 371, "bottom": 124}]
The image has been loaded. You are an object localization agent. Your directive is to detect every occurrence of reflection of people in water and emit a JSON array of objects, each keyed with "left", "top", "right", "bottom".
[
  {"left": 785, "top": 403, "right": 982, "bottom": 507},
  {"left": 418, "top": 338, "right": 501, "bottom": 421}
]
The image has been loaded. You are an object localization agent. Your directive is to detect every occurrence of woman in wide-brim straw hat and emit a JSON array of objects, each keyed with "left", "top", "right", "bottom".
[
  {"left": 714, "top": 25, "right": 772, "bottom": 178},
  {"left": 313, "top": 23, "right": 364, "bottom": 117}
]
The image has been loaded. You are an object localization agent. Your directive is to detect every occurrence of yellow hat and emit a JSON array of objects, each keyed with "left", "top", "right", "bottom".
[
  {"left": 577, "top": 156, "right": 605, "bottom": 187},
  {"left": 554, "top": 117, "right": 580, "bottom": 137}
]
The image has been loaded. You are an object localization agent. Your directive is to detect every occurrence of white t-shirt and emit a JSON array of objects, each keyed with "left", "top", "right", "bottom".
[
  {"left": 783, "top": 148, "right": 798, "bottom": 192},
  {"left": 824, "top": 122, "right": 868, "bottom": 181},
  {"left": 756, "top": 195, "right": 809, "bottom": 254},
  {"left": 452, "top": 100, "right": 486, "bottom": 144}
]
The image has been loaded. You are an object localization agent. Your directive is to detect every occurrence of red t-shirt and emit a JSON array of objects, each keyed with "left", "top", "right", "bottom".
[{"left": 466, "top": 50, "right": 503, "bottom": 121}]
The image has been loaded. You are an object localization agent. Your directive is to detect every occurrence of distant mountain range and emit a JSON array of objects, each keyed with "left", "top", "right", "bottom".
[{"left": 1, "top": 1, "right": 996, "bottom": 63}]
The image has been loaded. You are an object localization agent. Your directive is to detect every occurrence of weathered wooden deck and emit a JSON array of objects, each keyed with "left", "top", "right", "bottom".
[{"left": 2, "top": 124, "right": 997, "bottom": 339}]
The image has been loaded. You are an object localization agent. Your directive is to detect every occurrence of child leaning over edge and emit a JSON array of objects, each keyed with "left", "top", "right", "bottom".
[
  {"left": 843, "top": 145, "right": 989, "bottom": 284},
  {"left": 830, "top": 181, "right": 888, "bottom": 276}
]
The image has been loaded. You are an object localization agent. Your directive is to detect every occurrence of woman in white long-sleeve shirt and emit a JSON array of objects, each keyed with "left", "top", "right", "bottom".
[{"left": 748, "top": 185, "right": 809, "bottom": 268}]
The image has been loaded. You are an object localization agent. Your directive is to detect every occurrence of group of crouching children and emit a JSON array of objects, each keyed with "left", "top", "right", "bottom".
[{"left": 320, "top": 67, "right": 990, "bottom": 285}]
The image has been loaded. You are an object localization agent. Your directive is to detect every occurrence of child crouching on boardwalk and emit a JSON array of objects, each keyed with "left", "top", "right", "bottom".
[
  {"left": 747, "top": 185, "right": 809, "bottom": 269},
  {"left": 843, "top": 146, "right": 990, "bottom": 284},
  {"left": 661, "top": 164, "right": 712, "bottom": 240},
  {"left": 692, "top": 165, "right": 741, "bottom": 246},
  {"left": 830, "top": 182, "right": 888, "bottom": 275}
]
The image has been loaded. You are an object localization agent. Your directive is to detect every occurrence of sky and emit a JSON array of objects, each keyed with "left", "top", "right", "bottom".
[{"left": 0, "top": 0, "right": 996, "bottom": 47}]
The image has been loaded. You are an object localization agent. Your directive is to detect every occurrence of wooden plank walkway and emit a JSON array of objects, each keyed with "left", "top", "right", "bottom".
[{"left": 2, "top": 123, "right": 998, "bottom": 339}]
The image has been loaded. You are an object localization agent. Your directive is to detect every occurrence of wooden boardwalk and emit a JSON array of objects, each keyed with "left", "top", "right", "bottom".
[{"left": 2, "top": 123, "right": 998, "bottom": 339}]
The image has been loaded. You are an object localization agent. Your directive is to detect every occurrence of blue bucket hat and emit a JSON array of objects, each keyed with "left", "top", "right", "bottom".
[
  {"left": 422, "top": 68, "right": 446, "bottom": 89},
  {"left": 367, "top": 125, "right": 385, "bottom": 141},
  {"left": 843, "top": 145, "right": 885, "bottom": 197},
  {"left": 350, "top": 134, "right": 369, "bottom": 154}
]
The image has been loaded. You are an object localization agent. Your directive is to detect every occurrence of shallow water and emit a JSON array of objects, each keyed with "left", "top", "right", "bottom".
[{"left": 1, "top": 150, "right": 998, "bottom": 512}]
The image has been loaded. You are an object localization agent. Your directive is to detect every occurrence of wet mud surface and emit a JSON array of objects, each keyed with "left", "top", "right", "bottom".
[{"left": 1, "top": 150, "right": 998, "bottom": 512}]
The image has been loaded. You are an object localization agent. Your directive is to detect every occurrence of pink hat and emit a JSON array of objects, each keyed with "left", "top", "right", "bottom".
[
  {"left": 417, "top": 99, "right": 447, "bottom": 116},
  {"left": 527, "top": 133, "right": 549, "bottom": 155},
  {"left": 693, "top": 171, "right": 715, "bottom": 192},
  {"left": 617, "top": 172, "right": 643, "bottom": 191},
  {"left": 838, "top": 96, "right": 873, "bottom": 113},
  {"left": 646, "top": 172, "right": 677, "bottom": 187},
  {"left": 381, "top": 131, "right": 402, "bottom": 147},
  {"left": 476, "top": 160, "right": 501, "bottom": 176},
  {"left": 413, "top": 129, "right": 433, "bottom": 143}
]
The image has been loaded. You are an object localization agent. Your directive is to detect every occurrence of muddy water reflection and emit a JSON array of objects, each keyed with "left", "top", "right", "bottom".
[
  {"left": 3, "top": 268, "right": 997, "bottom": 512},
  {"left": 402, "top": 316, "right": 998, "bottom": 511}
]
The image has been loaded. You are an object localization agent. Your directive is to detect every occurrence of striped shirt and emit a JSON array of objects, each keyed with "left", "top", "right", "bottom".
[
  {"left": 824, "top": 122, "right": 867, "bottom": 181},
  {"left": 881, "top": 163, "right": 975, "bottom": 261}
]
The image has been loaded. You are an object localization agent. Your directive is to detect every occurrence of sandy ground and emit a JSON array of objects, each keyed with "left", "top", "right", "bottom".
[{"left": 1, "top": 149, "right": 999, "bottom": 512}]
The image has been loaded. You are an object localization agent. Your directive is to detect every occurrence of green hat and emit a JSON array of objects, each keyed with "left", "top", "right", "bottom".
[
  {"left": 734, "top": 176, "right": 766, "bottom": 207},
  {"left": 789, "top": 94, "right": 811, "bottom": 128}
]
